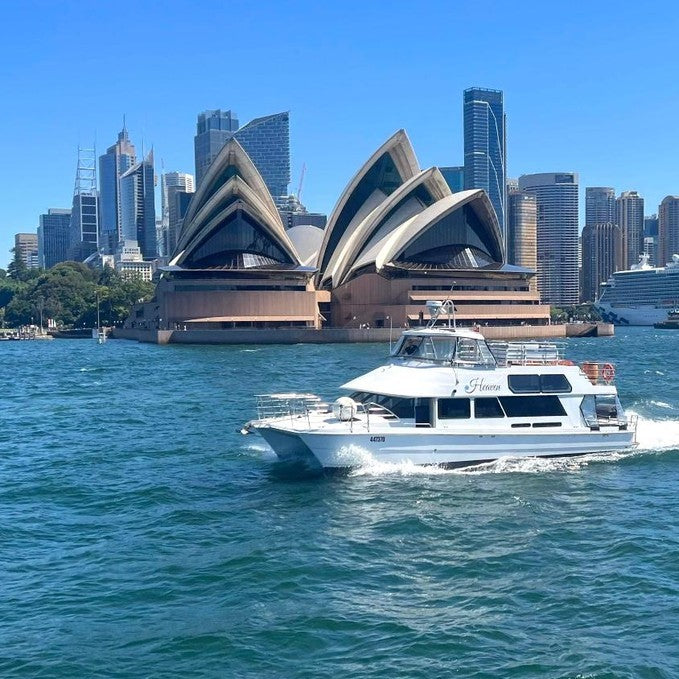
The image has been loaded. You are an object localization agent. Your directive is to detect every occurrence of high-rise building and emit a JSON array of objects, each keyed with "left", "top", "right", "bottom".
[
  {"left": 616, "top": 190, "right": 644, "bottom": 269},
  {"left": 194, "top": 109, "right": 291, "bottom": 200},
  {"left": 161, "top": 171, "right": 195, "bottom": 256},
  {"left": 194, "top": 109, "right": 239, "bottom": 187},
  {"left": 120, "top": 151, "right": 156, "bottom": 259},
  {"left": 38, "top": 208, "right": 71, "bottom": 268},
  {"left": 518, "top": 172, "right": 579, "bottom": 305},
  {"left": 585, "top": 187, "right": 615, "bottom": 226},
  {"left": 463, "top": 87, "right": 506, "bottom": 241},
  {"left": 506, "top": 191, "right": 537, "bottom": 278},
  {"left": 99, "top": 125, "right": 137, "bottom": 253},
  {"left": 14, "top": 233, "right": 39, "bottom": 269},
  {"left": 439, "top": 166, "right": 464, "bottom": 193},
  {"left": 234, "top": 112, "right": 290, "bottom": 199},
  {"left": 658, "top": 196, "right": 679, "bottom": 266},
  {"left": 276, "top": 194, "right": 327, "bottom": 230},
  {"left": 68, "top": 146, "right": 99, "bottom": 261},
  {"left": 644, "top": 236, "right": 658, "bottom": 266},
  {"left": 644, "top": 214, "right": 659, "bottom": 238},
  {"left": 581, "top": 222, "right": 623, "bottom": 302}
]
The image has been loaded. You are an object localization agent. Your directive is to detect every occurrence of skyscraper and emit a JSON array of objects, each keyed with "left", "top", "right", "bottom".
[
  {"left": 99, "top": 125, "right": 137, "bottom": 252},
  {"left": 120, "top": 150, "right": 156, "bottom": 259},
  {"left": 161, "top": 171, "right": 195, "bottom": 256},
  {"left": 38, "top": 208, "right": 71, "bottom": 268},
  {"left": 518, "top": 172, "right": 579, "bottom": 305},
  {"left": 506, "top": 191, "right": 537, "bottom": 277},
  {"left": 439, "top": 166, "right": 464, "bottom": 193},
  {"left": 581, "top": 222, "right": 623, "bottom": 302},
  {"left": 234, "top": 112, "right": 290, "bottom": 199},
  {"left": 194, "top": 109, "right": 239, "bottom": 187},
  {"left": 14, "top": 233, "right": 39, "bottom": 268},
  {"left": 616, "top": 190, "right": 644, "bottom": 269},
  {"left": 585, "top": 187, "right": 616, "bottom": 226},
  {"left": 463, "top": 87, "right": 506, "bottom": 241},
  {"left": 658, "top": 196, "right": 679, "bottom": 266},
  {"left": 644, "top": 214, "right": 659, "bottom": 238},
  {"left": 68, "top": 146, "right": 99, "bottom": 261}
]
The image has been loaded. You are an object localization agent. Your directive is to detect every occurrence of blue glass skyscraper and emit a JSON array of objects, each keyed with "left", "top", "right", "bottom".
[
  {"left": 99, "top": 126, "right": 137, "bottom": 253},
  {"left": 38, "top": 208, "right": 71, "bottom": 268},
  {"left": 194, "top": 110, "right": 240, "bottom": 187},
  {"left": 234, "top": 112, "right": 290, "bottom": 199},
  {"left": 120, "top": 151, "right": 157, "bottom": 259},
  {"left": 463, "top": 87, "right": 506, "bottom": 241}
]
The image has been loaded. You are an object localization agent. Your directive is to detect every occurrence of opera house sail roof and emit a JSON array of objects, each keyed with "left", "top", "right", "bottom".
[
  {"left": 129, "top": 128, "right": 546, "bottom": 333},
  {"left": 171, "top": 139, "right": 303, "bottom": 272}
]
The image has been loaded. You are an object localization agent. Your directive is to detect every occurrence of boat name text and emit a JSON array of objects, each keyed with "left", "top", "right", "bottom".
[{"left": 464, "top": 378, "right": 502, "bottom": 394}]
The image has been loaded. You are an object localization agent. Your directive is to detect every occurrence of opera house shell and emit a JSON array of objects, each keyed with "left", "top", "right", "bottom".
[{"left": 129, "top": 131, "right": 549, "bottom": 331}]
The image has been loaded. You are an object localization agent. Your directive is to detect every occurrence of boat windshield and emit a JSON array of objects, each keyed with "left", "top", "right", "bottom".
[{"left": 393, "top": 334, "right": 496, "bottom": 366}]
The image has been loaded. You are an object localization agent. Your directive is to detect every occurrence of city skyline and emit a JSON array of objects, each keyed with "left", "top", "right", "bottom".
[{"left": 3, "top": 2, "right": 679, "bottom": 267}]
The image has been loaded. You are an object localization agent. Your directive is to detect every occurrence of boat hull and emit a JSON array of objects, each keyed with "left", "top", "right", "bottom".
[
  {"left": 256, "top": 426, "right": 636, "bottom": 470},
  {"left": 594, "top": 303, "right": 670, "bottom": 326}
]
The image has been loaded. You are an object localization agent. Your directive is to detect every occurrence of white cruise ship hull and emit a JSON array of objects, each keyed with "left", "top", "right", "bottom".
[
  {"left": 594, "top": 303, "right": 670, "bottom": 326},
  {"left": 257, "top": 425, "right": 636, "bottom": 470}
]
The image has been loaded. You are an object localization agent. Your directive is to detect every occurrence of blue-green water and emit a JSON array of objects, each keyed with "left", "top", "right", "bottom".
[{"left": 2, "top": 328, "right": 679, "bottom": 678}]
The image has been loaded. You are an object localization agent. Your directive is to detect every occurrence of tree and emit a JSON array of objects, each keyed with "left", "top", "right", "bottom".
[{"left": 7, "top": 247, "right": 29, "bottom": 282}]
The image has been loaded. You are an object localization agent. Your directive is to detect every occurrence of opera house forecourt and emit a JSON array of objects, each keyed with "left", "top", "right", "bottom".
[{"left": 122, "top": 131, "right": 551, "bottom": 341}]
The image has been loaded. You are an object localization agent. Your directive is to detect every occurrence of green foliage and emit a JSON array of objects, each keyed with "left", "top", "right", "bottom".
[
  {"left": 551, "top": 304, "right": 603, "bottom": 323},
  {"left": 6, "top": 247, "right": 39, "bottom": 283},
  {"left": 0, "top": 261, "right": 154, "bottom": 328}
]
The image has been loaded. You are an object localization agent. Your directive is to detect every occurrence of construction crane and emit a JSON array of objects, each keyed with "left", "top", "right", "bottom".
[{"left": 296, "top": 163, "right": 307, "bottom": 203}]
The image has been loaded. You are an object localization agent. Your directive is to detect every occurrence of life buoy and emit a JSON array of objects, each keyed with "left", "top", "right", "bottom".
[{"left": 602, "top": 363, "right": 615, "bottom": 382}]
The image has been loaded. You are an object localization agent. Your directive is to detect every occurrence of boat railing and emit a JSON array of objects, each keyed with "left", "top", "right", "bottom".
[
  {"left": 255, "top": 393, "right": 327, "bottom": 427},
  {"left": 489, "top": 341, "right": 565, "bottom": 366}
]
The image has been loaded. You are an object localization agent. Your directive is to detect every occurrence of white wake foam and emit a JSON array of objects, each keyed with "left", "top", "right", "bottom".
[
  {"left": 633, "top": 413, "right": 679, "bottom": 451},
  {"left": 344, "top": 416, "right": 679, "bottom": 477}
]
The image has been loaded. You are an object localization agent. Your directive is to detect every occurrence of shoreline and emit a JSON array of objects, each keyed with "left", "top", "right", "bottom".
[{"left": 111, "top": 323, "right": 614, "bottom": 345}]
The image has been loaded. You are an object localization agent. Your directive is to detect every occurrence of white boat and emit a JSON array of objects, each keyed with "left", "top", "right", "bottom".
[
  {"left": 595, "top": 253, "right": 679, "bottom": 326},
  {"left": 243, "top": 301, "right": 637, "bottom": 471}
]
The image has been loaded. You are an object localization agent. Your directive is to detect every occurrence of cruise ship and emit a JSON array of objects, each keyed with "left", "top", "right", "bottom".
[{"left": 595, "top": 253, "right": 679, "bottom": 325}]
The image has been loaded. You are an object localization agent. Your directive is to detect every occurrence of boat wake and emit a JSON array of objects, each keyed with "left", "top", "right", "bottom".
[
  {"left": 347, "top": 415, "right": 679, "bottom": 477},
  {"left": 633, "top": 413, "right": 679, "bottom": 450}
]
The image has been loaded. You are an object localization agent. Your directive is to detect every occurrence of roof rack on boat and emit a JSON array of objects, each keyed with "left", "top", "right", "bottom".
[{"left": 488, "top": 341, "right": 565, "bottom": 367}]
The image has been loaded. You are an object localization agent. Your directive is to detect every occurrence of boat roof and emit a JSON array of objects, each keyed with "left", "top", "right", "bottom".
[{"left": 400, "top": 326, "right": 485, "bottom": 340}]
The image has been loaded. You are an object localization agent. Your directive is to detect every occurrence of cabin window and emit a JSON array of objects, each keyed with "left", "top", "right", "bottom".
[
  {"left": 539, "top": 374, "right": 572, "bottom": 393},
  {"left": 349, "top": 392, "right": 415, "bottom": 419},
  {"left": 508, "top": 374, "right": 571, "bottom": 394},
  {"left": 498, "top": 396, "right": 567, "bottom": 418},
  {"left": 474, "top": 397, "right": 505, "bottom": 418},
  {"left": 508, "top": 374, "right": 541, "bottom": 393},
  {"left": 438, "top": 398, "right": 471, "bottom": 419}
]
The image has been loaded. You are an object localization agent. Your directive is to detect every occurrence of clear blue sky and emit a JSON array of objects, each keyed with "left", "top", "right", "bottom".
[{"left": 1, "top": 0, "right": 677, "bottom": 267}]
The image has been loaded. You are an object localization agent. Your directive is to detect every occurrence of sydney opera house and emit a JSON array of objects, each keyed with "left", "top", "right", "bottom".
[{"left": 129, "top": 131, "right": 549, "bottom": 330}]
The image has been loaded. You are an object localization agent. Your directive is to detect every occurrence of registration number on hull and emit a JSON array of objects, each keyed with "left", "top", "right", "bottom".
[{"left": 370, "top": 436, "right": 386, "bottom": 443}]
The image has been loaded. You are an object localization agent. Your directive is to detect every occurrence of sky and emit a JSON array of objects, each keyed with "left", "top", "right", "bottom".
[{"left": 1, "top": 0, "right": 678, "bottom": 267}]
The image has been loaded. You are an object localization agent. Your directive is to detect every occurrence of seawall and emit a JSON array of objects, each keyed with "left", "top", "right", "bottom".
[{"left": 112, "top": 323, "right": 614, "bottom": 345}]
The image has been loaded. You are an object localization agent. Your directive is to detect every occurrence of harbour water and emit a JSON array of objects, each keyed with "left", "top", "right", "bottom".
[{"left": 2, "top": 328, "right": 679, "bottom": 677}]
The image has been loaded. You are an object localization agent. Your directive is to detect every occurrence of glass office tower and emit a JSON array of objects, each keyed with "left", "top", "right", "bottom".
[{"left": 464, "top": 87, "right": 506, "bottom": 241}]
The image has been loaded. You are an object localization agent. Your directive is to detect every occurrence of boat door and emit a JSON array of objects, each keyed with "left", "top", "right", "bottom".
[{"left": 415, "top": 398, "right": 433, "bottom": 427}]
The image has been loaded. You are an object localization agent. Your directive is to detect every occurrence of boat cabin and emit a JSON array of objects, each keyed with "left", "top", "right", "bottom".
[{"left": 391, "top": 329, "right": 496, "bottom": 367}]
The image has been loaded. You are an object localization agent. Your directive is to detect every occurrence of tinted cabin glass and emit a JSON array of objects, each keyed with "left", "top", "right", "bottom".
[
  {"left": 438, "top": 399, "right": 471, "bottom": 419},
  {"left": 540, "top": 374, "right": 572, "bottom": 393},
  {"left": 508, "top": 374, "right": 572, "bottom": 394},
  {"left": 475, "top": 397, "right": 505, "bottom": 418},
  {"left": 499, "top": 396, "right": 567, "bottom": 417},
  {"left": 508, "top": 374, "right": 541, "bottom": 393}
]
